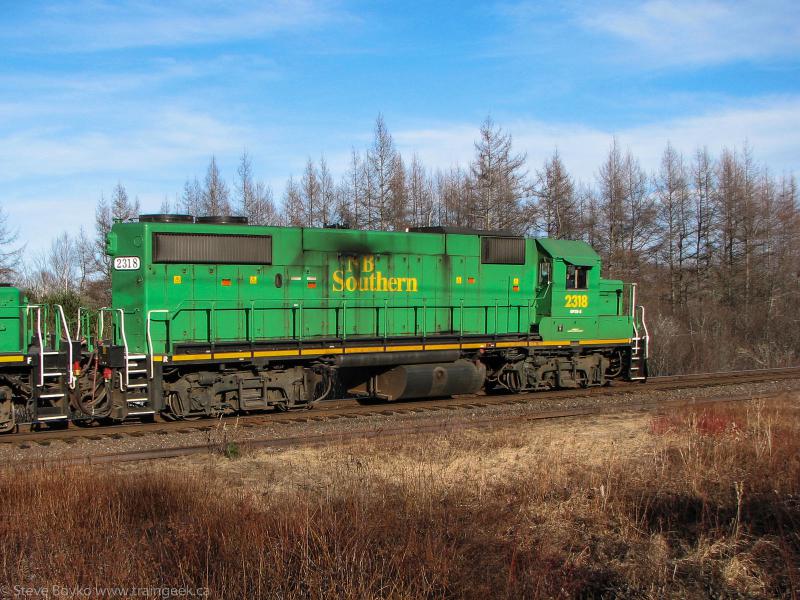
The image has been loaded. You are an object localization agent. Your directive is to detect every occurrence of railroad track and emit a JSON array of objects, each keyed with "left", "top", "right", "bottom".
[
  {"left": 3, "top": 366, "right": 798, "bottom": 453},
  {"left": 49, "top": 388, "right": 785, "bottom": 466}
]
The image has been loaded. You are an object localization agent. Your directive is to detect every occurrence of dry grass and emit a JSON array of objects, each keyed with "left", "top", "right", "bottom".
[{"left": 1, "top": 396, "right": 798, "bottom": 598}]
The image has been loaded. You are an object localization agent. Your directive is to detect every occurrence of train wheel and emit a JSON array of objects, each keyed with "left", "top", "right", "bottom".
[
  {"left": 165, "top": 392, "right": 201, "bottom": 421},
  {"left": 0, "top": 386, "right": 15, "bottom": 433},
  {"left": 0, "top": 412, "right": 15, "bottom": 433}
]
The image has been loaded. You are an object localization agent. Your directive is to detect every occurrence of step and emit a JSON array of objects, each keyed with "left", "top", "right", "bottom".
[
  {"left": 128, "top": 410, "right": 155, "bottom": 416},
  {"left": 42, "top": 372, "right": 62, "bottom": 378},
  {"left": 629, "top": 376, "right": 646, "bottom": 381},
  {"left": 39, "top": 392, "right": 65, "bottom": 399},
  {"left": 126, "top": 397, "right": 148, "bottom": 403},
  {"left": 35, "top": 414, "right": 68, "bottom": 422},
  {"left": 128, "top": 354, "right": 147, "bottom": 360},
  {"left": 127, "top": 382, "right": 148, "bottom": 389},
  {"left": 127, "top": 369, "right": 147, "bottom": 374}
]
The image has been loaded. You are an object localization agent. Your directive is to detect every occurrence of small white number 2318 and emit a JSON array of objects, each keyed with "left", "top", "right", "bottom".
[{"left": 113, "top": 256, "right": 140, "bottom": 270}]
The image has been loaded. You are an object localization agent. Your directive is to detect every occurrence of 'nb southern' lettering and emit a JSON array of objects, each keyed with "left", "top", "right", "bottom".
[{"left": 331, "top": 255, "right": 418, "bottom": 293}]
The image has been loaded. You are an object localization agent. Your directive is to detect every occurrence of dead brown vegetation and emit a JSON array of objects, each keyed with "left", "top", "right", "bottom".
[{"left": 1, "top": 397, "right": 798, "bottom": 598}]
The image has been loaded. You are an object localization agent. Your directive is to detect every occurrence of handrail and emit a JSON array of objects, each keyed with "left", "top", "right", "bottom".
[
  {"left": 117, "top": 308, "right": 129, "bottom": 391},
  {"left": 143, "top": 296, "right": 548, "bottom": 360},
  {"left": 161, "top": 296, "right": 535, "bottom": 312},
  {"left": 146, "top": 309, "right": 169, "bottom": 379},
  {"left": 74, "top": 306, "right": 97, "bottom": 350},
  {"left": 0, "top": 303, "right": 43, "bottom": 355},
  {"left": 75, "top": 307, "right": 83, "bottom": 341},
  {"left": 99, "top": 307, "right": 129, "bottom": 391},
  {"left": 532, "top": 281, "right": 551, "bottom": 313},
  {"left": 637, "top": 305, "right": 650, "bottom": 359},
  {"left": 25, "top": 305, "right": 45, "bottom": 387},
  {"left": 97, "top": 308, "right": 105, "bottom": 346},
  {"left": 53, "top": 304, "right": 76, "bottom": 390}
]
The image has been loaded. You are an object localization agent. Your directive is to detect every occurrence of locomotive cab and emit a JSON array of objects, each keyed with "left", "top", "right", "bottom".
[{"left": 533, "top": 239, "right": 648, "bottom": 382}]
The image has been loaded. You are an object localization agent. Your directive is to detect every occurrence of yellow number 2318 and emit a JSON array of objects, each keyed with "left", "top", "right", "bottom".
[{"left": 564, "top": 294, "right": 588, "bottom": 308}]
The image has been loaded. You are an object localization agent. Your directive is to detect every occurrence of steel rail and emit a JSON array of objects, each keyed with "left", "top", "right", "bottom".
[
  {"left": 2, "top": 365, "right": 798, "bottom": 448},
  {"left": 18, "top": 388, "right": 787, "bottom": 468}
]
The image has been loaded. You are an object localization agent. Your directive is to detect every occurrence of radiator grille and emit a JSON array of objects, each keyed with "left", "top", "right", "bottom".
[
  {"left": 152, "top": 233, "right": 272, "bottom": 264},
  {"left": 480, "top": 236, "right": 525, "bottom": 264}
]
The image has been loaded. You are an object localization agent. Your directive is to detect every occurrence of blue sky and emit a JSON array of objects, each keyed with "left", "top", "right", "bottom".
[{"left": 2, "top": 0, "right": 799, "bottom": 252}]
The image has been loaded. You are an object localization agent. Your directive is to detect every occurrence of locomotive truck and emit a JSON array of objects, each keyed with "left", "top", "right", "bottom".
[{"left": 0, "top": 215, "right": 650, "bottom": 431}]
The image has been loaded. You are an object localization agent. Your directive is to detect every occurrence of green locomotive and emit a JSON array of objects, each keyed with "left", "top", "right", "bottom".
[
  {"left": 0, "top": 286, "right": 78, "bottom": 431},
  {"left": 0, "top": 215, "right": 650, "bottom": 429}
]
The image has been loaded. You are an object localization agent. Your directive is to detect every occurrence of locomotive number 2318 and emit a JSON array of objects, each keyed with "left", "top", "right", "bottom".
[
  {"left": 113, "top": 256, "right": 140, "bottom": 271},
  {"left": 564, "top": 294, "right": 588, "bottom": 308}
]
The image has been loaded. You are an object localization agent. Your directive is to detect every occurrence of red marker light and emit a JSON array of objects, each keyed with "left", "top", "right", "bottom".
[
  {"left": 307, "top": 282, "right": 317, "bottom": 288},
  {"left": 221, "top": 279, "right": 232, "bottom": 286},
  {"left": 72, "top": 361, "right": 81, "bottom": 376},
  {"left": 103, "top": 368, "right": 112, "bottom": 381}
]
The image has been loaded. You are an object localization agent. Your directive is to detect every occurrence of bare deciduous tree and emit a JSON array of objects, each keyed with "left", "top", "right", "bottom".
[
  {"left": 95, "top": 183, "right": 140, "bottom": 286},
  {"left": 0, "top": 203, "right": 22, "bottom": 281},
  {"left": 691, "top": 147, "right": 715, "bottom": 290},
  {"left": 181, "top": 177, "right": 203, "bottom": 216},
  {"left": 406, "top": 154, "right": 434, "bottom": 228},
  {"left": 389, "top": 154, "right": 408, "bottom": 230},
  {"left": 530, "top": 150, "right": 578, "bottom": 238},
  {"left": 597, "top": 139, "right": 656, "bottom": 278},
  {"left": 365, "top": 115, "right": 398, "bottom": 230},
  {"left": 318, "top": 156, "right": 335, "bottom": 227},
  {"left": 470, "top": 116, "right": 528, "bottom": 232},
  {"left": 283, "top": 177, "right": 304, "bottom": 227},
  {"left": 655, "top": 143, "right": 692, "bottom": 308},
  {"left": 201, "top": 156, "right": 231, "bottom": 216},
  {"left": 300, "top": 158, "right": 321, "bottom": 227},
  {"left": 236, "top": 151, "right": 280, "bottom": 225}
]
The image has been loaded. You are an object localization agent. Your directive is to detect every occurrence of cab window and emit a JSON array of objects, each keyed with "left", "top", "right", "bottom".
[
  {"left": 566, "top": 264, "right": 589, "bottom": 289},
  {"left": 538, "top": 260, "right": 551, "bottom": 286}
]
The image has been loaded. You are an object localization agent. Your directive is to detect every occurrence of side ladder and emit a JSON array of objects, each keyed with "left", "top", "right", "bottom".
[
  {"left": 124, "top": 353, "right": 154, "bottom": 418},
  {"left": 630, "top": 304, "right": 650, "bottom": 381},
  {"left": 99, "top": 307, "right": 155, "bottom": 420},
  {"left": 27, "top": 305, "right": 76, "bottom": 427}
]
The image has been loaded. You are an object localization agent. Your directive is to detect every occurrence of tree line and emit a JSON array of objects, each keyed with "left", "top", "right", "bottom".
[{"left": 2, "top": 115, "right": 798, "bottom": 374}]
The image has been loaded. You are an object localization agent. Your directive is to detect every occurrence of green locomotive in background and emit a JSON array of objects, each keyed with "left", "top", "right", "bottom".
[{"left": 0, "top": 215, "right": 649, "bottom": 431}]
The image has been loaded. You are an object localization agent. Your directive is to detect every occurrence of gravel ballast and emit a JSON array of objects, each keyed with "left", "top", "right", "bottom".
[{"left": 2, "top": 378, "right": 799, "bottom": 464}]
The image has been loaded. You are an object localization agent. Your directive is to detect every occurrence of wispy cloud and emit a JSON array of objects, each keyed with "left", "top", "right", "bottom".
[
  {"left": 4, "top": 0, "right": 348, "bottom": 52},
  {"left": 582, "top": 0, "right": 800, "bottom": 67},
  {"left": 491, "top": 1, "right": 800, "bottom": 69},
  {"left": 0, "top": 106, "right": 252, "bottom": 252},
  {"left": 0, "top": 54, "right": 280, "bottom": 106},
  {"left": 0, "top": 109, "right": 246, "bottom": 182}
]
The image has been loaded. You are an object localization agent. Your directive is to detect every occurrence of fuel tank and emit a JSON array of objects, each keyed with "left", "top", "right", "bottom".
[{"left": 371, "top": 359, "right": 486, "bottom": 401}]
